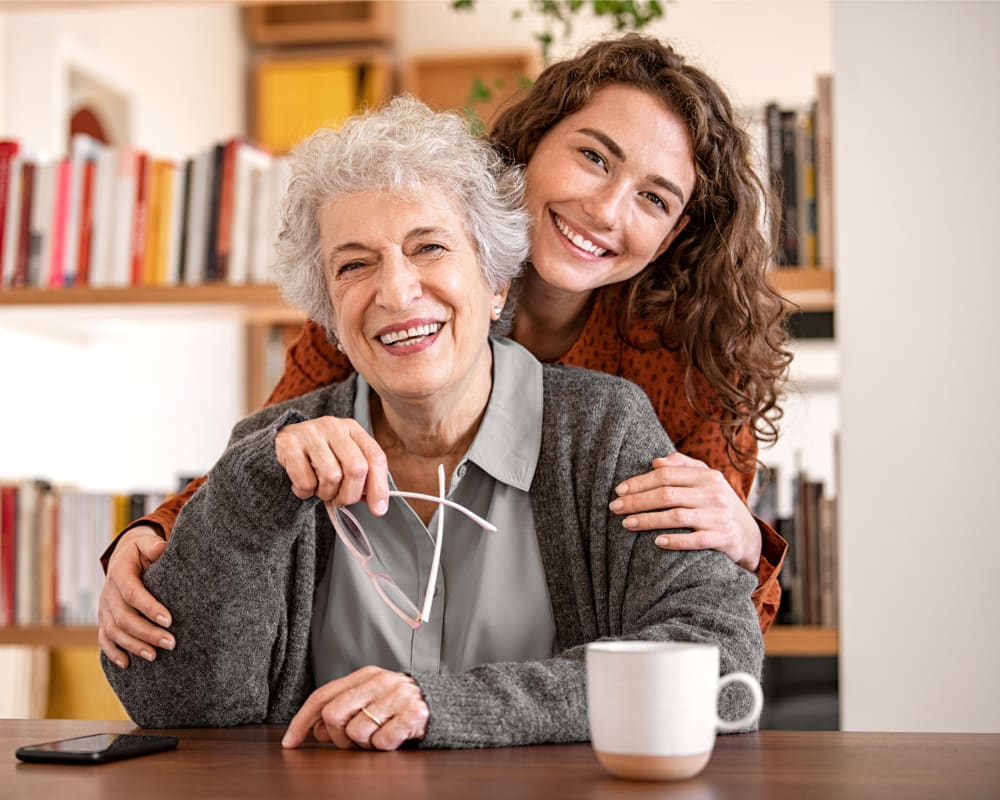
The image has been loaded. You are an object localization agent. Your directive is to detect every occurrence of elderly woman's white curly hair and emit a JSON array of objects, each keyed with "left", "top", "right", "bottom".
[{"left": 273, "top": 95, "right": 531, "bottom": 334}]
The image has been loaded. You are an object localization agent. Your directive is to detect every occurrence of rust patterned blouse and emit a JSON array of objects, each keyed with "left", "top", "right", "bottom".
[{"left": 124, "top": 282, "right": 787, "bottom": 632}]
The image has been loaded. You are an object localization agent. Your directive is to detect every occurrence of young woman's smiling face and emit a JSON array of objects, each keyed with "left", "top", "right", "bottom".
[{"left": 523, "top": 83, "right": 697, "bottom": 296}]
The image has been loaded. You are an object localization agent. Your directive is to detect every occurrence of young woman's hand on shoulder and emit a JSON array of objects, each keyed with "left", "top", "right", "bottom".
[{"left": 609, "top": 452, "right": 762, "bottom": 572}]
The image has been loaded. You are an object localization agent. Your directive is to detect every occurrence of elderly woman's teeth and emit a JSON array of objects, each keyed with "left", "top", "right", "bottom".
[{"left": 379, "top": 322, "right": 443, "bottom": 346}]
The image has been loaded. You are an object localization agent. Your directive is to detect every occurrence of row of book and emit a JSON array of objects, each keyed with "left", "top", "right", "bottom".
[
  {"left": 0, "top": 134, "right": 291, "bottom": 292},
  {"left": 0, "top": 479, "right": 168, "bottom": 628},
  {"left": 748, "top": 74, "right": 835, "bottom": 269},
  {"left": 753, "top": 465, "right": 839, "bottom": 627}
]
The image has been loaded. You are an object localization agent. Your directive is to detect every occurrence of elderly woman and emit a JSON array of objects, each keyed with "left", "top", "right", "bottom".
[{"left": 102, "top": 96, "right": 762, "bottom": 750}]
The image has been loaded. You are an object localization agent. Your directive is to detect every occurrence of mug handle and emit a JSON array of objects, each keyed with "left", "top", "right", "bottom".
[{"left": 715, "top": 671, "right": 764, "bottom": 732}]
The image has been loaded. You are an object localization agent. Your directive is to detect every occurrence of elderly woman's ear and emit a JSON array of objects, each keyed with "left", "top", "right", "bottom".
[{"left": 491, "top": 285, "right": 511, "bottom": 322}]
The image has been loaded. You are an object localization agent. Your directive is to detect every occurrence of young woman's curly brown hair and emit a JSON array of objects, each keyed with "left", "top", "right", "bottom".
[{"left": 490, "top": 34, "right": 792, "bottom": 473}]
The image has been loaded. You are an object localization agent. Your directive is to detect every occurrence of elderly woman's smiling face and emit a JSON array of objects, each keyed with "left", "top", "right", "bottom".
[{"left": 320, "top": 187, "right": 507, "bottom": 409}]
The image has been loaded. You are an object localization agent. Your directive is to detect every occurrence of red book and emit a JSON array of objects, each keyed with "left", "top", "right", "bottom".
[
  {"left": 0, "top": 140, "right": 20, "bottom": 272},
  {"left": 0, "top": 484, "right": 17, "bottom": 626},
  {"left": 12, "top": 160, "right": 35, "bottom": 288},
  {"left": 130, "top": 151, "right": 150, "bottom": 286},
  {"left": 48, "top": 158, "right": 72, "bottom": 288},
  {"left": 75, "top": 159, "right": 96, "bottom": 286},
  {"left": 214, "top": 138, "right": 240, "bottom": 282}
]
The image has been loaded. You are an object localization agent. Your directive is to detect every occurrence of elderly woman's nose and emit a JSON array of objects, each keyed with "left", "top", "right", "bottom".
[{"left": 376, "top": 254, "right": 423, "bottom": 309}]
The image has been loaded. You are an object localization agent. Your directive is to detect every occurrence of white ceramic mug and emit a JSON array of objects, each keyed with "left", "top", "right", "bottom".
[{"left": 586, "top": 640, "right": 763, "bottom": 781}]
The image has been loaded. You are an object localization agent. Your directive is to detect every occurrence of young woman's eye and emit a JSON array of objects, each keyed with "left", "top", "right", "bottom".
[
  {"left": 579, "top": 148, "right": 607, "bottom": 169},
  {"left": 641, "top": 191, "right": 668, "bottom": 213}
]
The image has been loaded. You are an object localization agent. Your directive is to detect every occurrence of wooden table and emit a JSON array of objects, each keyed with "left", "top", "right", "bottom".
[{"left": 4, "top": 718, "right": 999, "bottom": 799}]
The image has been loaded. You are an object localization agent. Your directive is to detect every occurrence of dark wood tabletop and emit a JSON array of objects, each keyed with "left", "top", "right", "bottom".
[{"left": 4, "top": 718, "right": 1000, "bottom": 800}]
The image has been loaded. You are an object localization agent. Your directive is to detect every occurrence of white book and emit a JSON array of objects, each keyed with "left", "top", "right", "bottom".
[
  {"left": 88, "top": 145, "right": 119, "bottom": 288},
  {"left": 229, "top": 144, "right": 272, "bottom": 285},
  {"left": 108, "top": 148, "right": 138, "bottom": 287},
  {"left": 263, "top": 155, "right": 291, "bottom": 285},
  {"left": 164, "top": 160, "right": 187, "bottom": 286},
  {"left": 14, "top": 480, "right": 39, "bottom": 626},
  {"left": 0, "top": 645, "right": 48, "bottom": 718},
  {"left": 0, "top": 152, "right": 23, "bottom": 288},
  {"left": 248, "top": 152, "right": 275, "bottom": 284},
  {"left": 28, "top": 158, "right": 56, "bottom": 288},
  {"left": 183, "top": 146, "right": 212, "bottom": 286}
]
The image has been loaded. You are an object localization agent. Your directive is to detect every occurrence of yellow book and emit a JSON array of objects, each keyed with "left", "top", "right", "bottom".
[
  {"left": 256, "top": 59, "right": 359, "bottom": 153},
  {"left": 154, "top": 160, "right": 175, "bottom": 286}
]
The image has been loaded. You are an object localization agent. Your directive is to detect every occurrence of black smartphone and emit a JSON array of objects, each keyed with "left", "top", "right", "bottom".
[{"left": 15, "top": 733, "right": 179, "bottom": 765}]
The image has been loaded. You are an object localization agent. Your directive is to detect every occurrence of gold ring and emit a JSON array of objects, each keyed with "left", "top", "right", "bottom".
[{"left": 360, "top": 706, "right": 384, "bottom": 727}]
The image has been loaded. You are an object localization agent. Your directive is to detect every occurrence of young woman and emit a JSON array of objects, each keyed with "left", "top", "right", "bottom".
[{"left": 99, "top": 34, "right": 791, "bottom": 670}]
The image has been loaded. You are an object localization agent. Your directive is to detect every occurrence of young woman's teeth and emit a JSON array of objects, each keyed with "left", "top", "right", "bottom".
[
  {"left": 554, "top": 215, "right": 608, "bottom": 256},
  {"left": 379, "top": 322, "right": 442, "bottom": 346}
]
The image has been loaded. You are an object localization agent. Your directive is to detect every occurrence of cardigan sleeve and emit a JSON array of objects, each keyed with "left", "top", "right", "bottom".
[
  {"left": 414, "top": 373, "right": 763, "bottom": 749},
  {"left": 100, "top": 321, "right": 354, "bottom": 570},
  {"left": 100, "top": 406, "right": 320, "bottom": 728}
]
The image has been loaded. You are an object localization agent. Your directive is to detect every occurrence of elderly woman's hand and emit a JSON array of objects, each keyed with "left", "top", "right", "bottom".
[
  {"left": 98, "top": 526, "right": 174, "bottom": 668},
  {"left": 275, "top": 416, "right": 391, "bottom": 515},
  {"left": 282, "top": 666, "right": 429, "bottom": 751},
  {"left": 609, "top": 452, "right": 763, "bottom": 572}
]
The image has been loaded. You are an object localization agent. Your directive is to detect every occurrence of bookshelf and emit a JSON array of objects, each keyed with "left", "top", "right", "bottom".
[{"left": 0, "top": 267, "right": 834, "bottom": 311}]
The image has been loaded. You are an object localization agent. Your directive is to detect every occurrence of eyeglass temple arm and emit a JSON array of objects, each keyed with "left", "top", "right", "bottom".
[{"left": 388, "top": 490, "right": 497, "bottom": 532}]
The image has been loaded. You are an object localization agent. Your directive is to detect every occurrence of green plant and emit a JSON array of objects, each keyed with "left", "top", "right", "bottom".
[{"left": 451, "top": 0, "right": 667, "bottom": 65}]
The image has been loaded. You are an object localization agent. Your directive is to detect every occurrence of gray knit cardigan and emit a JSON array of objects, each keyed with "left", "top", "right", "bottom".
[{"left": 102, "top": 365, "right": 763, "bottom": 748}]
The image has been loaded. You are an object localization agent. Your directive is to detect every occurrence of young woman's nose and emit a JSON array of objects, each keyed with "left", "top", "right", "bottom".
[
  {"left": 582, "top": 180, "right": 629, "bottom": 230},
  {"left": 375, "top": 252, "right": 422, "bottom": 310}
]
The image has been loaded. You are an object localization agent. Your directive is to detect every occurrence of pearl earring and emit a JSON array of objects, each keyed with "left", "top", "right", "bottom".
[{"left": 492, "top": 305, "right": 503, "bottom": 318}]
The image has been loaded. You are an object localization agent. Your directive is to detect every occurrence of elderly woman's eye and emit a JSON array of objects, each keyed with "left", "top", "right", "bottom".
[
  {"left": 416, "top": 243, "right": 446, "bottom": 257},
  {"left": 337, "top": 260, "right": 366, "bottom": 275}
]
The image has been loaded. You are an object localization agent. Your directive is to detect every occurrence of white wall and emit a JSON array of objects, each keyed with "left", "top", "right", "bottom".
[
  {"left": 399, "top": 0, "right": 832, "bottom": 108},
  {"left": 0, "top": 306, "right": 244, "bottom": 493},
  {"left": 836, "top": 1, "right": 1000, "bottom": 732},
  {"left": 0, "top": 3, "right": 243, "bottom": 159}
]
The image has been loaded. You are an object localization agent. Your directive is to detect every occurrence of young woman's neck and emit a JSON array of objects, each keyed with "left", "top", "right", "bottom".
[{"left": 511, "top": 266, "right": 596, "bottom": 362}]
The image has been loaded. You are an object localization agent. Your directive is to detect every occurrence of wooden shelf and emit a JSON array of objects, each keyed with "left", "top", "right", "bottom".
[
  {"left": 0, "top": 626, "right": 98, "bottom": 648},
  {"left": 243, "top": 1, "right": 395, "bottom": 47},
  {"left": 764, "top": 624, "right": 838, "bottom": 657},
  {"left": 769, "top": 267, "right": 835, "bottom": 312},
  {"left": 0, "top": 283, "right": 292, "bottom": 307},
  {"left": 4, "top": 624, "right": 840, "bottom": 657}
]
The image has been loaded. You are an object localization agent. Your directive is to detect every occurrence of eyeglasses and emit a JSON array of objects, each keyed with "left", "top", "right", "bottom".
[{"left": 324, "top": 464, "right": 496, "bottom": 630}]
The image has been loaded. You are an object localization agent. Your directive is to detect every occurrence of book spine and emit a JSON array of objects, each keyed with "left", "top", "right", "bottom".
[
  {"left": 130, "top": 151, "right": 150, "bottom": 286},
  {"left": 0, "top": 484, "right": 17, "bottom": 626},
  {"left": 0, "top": 152, "right": 23, "bottom": 289},
  {"left": 13, "top": 161, "right": 35, "bottom": 288},
  {"left": 780, "top": 109, "right": 800, "bottom": 267},
  {"left": 48, "top": 159, "right": 72, "bottom": 288},
  {"left": 0, "top": 140, "right": 20, "bottom": 284},
  {"left": 76, "top": 159, "right": 97, "bottom": 286},
  {"left": 203, "top": 142, "right": 226, "bottom": 282},
  {"left": 764, "top": 103, "right": 787, "bottom": 265},
  {"left": 214, "top": 138, "right": 239, "bottom": 283},
  {"left": 815, "top": 74, "right": 835, "bottom": 269}
]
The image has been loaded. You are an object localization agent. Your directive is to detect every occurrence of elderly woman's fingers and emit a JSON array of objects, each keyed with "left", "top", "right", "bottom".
[
  {"left": 282, "top": 667, "right": 429, "bottom": 751},
  {"left": 98, "top": 528, "right": 174, "bottom": 667},
  {"left": 275, "top": 417, "right": 389, "bottom": 506}
]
